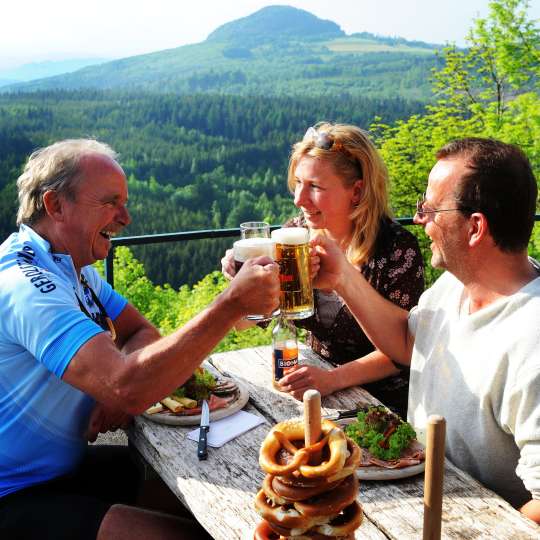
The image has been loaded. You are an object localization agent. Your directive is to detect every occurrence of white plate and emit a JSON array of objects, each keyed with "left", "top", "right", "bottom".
[
  {"left": 339, "top": 417, "right": 425, "bottom": 481},
  {"left": 356, "top": 460, "right": 425, "bottom": 481},
  {"left": 142, "top": 380, "right": 249, "bottom": 426}
]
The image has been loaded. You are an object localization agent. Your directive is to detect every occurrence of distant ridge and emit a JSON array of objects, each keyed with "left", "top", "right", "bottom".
[
  {"left": 207, "top": 5, "right": 344, "bottom": 44},
  {"left": 0, "top": 58, "right": 110, "bottom": 83},
  {"left": 1, "top": 5, "right": 440, "bottom": 100},
  {"left": 0, "top": 78, "right": 18, "bottom": 88}
]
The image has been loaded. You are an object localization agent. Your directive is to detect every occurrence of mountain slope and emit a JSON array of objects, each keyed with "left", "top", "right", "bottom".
[
  {"left": 207, "top": 5, "right": 344, "bottom": 44},
  {"left": 2, "top": 6, "right": 440, "bottom": 100}
]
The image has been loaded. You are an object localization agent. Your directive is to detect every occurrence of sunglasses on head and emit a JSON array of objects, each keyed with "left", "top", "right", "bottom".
[{"left": 303, "top": 126, "right": 363, "bottom": 177}]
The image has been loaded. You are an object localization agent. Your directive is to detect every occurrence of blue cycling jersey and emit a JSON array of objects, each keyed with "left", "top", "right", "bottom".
[{"left": 0, "top": 225, "right": 127, "bottom": 497}]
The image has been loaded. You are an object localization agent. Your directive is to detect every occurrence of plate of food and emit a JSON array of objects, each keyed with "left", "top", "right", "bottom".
[
  {"left": 143, "top": 367, "right": 249, "bottom": 426},
  {"left": 342, "top": 405, "right": 425, "bottom": 480}
]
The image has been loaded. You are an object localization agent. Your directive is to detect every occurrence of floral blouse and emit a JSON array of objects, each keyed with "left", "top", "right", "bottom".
[{"left": 286, "top": 216, "right": 425, "bottom": 418}]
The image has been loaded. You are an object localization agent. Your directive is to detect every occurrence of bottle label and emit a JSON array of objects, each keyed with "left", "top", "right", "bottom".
[{"left": 273, "top": 346, "right": 298, "bottom": 381}]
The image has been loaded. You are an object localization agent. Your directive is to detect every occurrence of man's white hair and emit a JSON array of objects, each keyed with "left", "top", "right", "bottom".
[{"left": 16, "top": 139, "right": 118, "bottom": 226}]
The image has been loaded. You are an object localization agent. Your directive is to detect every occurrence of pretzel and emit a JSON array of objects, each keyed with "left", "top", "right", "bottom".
[
  {"left": 293, "top": 474, "right": 358, "bottom": 518},
  {"left": 314, "top": 501, "right": 363, "bottom": 537},
  {"left": 257, "top": 474, "right": 357, "bottom": 531},
  {"left": 271, "top": 475, "right": 343, "bottom": 502},
  {"left": 276, "top": 473, "right": 331, "bottom": 488},
  {"left": 259, "top": 419, "right": 347, "bottom": 478},
  {"left": 265, "top": 520, "right": 354, "bottom": 539},
  {"left": 325, "top": 436, "right": 362, "bottom": 483},
  {"left": 255, "top": 415, "right": 363, "bottom": 538},
  {"left": 254, "top": 489, "right": 331, "bottom": 531},
  {"left": 253, "top": 520, "right": 279, "bottom": 540}
]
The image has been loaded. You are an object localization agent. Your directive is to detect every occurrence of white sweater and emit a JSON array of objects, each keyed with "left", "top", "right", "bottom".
[{"left": 408, "top": 269, "right": 540, "bottom": 507}]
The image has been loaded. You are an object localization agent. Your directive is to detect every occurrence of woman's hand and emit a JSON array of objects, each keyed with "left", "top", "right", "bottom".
[
  {"left": 221, "top": 248, "right": 236, "bottom": 281},
  {"left": 277, "top": 365, "right": 335, "bottom": 401}
]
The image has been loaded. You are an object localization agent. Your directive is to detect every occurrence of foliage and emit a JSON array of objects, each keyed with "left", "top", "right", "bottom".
[
  {"left": 373, "top": 0, "right": 540, "bottom": 285},
  {"left": 94, "top": 247, "right": 273, "bottom": 352},
  {"left": 431, "top": 0, "right": 539, "bottom": 122},
  {"left": 0, "top": 91, "right": 425, "bottom": 286}
]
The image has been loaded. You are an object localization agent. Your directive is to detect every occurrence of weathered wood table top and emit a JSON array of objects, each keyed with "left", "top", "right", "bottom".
[{"left": 128, "top": 345, "right": 539, "bottom": 539}]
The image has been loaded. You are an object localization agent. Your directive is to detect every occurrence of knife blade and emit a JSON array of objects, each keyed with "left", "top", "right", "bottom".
[
  {"left": 323, "top": 405, "right": 370, "bottom": 422},
  {"left": 197, "top": 399, "right": 210, "bottom": 461}
]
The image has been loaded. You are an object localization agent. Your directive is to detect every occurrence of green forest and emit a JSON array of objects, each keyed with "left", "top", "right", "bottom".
[
  {"left": 0, "top": 0, "right": 539, "bottom": 351},
  {"left": 0, "top": 92, "right": 425, "bottom": 286}
]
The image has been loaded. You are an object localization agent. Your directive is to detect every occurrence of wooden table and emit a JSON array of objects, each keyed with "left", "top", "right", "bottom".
[{"left": 128, "top": 346, "right": 539, "bottom": 539}]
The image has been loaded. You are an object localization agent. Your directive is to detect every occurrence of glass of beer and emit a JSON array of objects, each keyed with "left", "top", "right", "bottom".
[
  {"left": 233, "top": 237, "right": 278, "bottom": 321},
  {"left": 240, "top": 221, "right": 270, "bottom": 239},
  {"left": 271, "top": 227, "right": 314, "bottom": 320}
]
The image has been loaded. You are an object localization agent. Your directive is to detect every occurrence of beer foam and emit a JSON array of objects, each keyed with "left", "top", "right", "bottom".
[
  {"left": 271, "top": 227, "right": 309, "bottom": 245},
  {"left": 233, "top": 237, "right": 276, "bottom": 262}
]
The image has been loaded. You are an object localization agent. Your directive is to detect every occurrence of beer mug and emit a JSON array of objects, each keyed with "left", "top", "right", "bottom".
[
  {"left": 233, "top": 237, "right": 279, "bottom": 321},
  {"left": 271, "top": 227, "right": 314, "bottom": 320},
  {"left": 240, "top": 221, "right": 270, "bottom": 239}
]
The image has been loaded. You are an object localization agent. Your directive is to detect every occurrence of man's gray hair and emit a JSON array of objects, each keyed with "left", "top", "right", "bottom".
[{"left": 16, "top": 139, "right": 118, "bottom": 226}]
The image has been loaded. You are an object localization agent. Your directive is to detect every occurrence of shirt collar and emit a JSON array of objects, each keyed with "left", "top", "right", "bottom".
[{"left": 19, "top": 224, "right": 79, "bottom": 285}]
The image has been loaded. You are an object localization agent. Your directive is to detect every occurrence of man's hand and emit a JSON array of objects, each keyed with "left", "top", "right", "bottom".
[
  {"left": 226, "top": 256, "right": 280, "bottom": 319},
  {"left": 221, "top": 248, "right": 235, "bottom": 281},
  {"left": 310, "top": 235, "right": 349, "bottom": 291},
  {"left": 277, "top": 365, "right": 335, "bottom": 401},
  {"left": 85, "top": 403, "right": 133, "bottom": 442}
]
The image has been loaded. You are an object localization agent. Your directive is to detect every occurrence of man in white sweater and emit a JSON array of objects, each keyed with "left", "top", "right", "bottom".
[{"left": 312, "top": 138, "right": 540, "bottom": 523}]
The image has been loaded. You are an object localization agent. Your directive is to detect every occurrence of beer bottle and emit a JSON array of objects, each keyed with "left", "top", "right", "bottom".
[{"left": 272, "top": 317, "right": 298, "bottom": 390}]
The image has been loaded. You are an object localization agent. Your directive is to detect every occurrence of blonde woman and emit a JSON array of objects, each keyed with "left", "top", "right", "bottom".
[{"left": 224, "top": 123, "right": 424, "bottom": 418}]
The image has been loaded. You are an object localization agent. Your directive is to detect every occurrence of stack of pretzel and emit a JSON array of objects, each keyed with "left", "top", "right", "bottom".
[{"left": 254, "top": 394, "right": 363, "bottom": 540}]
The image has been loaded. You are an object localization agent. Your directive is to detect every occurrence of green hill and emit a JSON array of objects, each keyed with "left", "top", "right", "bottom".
[
  {"left": 207, "top": 5, "right": 344, "bottom": 43},
  {"left": 2, "top": 6, "right": 440, "bottom": 100}
]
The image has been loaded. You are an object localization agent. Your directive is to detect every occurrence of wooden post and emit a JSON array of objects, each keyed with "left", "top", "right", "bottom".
[
  {"left": 423, "top": 415, "right": 446, "bottom": 540},
  {"left": 303, "top": 389, "right": 322, "bottom": 463}
]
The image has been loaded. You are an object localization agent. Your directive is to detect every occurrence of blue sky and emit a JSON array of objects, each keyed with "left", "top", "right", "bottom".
[{"left": 1, "top": 0, "right": 539, "bottom": 70}]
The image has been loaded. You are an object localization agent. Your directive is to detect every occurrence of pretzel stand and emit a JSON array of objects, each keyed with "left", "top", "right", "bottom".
[
  {"left": 422, "top": 415, "right": 446, "bottom": 540},
  {"left": 254, "top": 390, "right": 363, "bottom": 539}
]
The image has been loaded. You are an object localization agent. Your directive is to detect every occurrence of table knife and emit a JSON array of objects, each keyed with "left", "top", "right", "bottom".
[
  {"left": 197, "top": 399, "right": 210, "bottom": 461},
  {"left": 323, "top": 406, "right": 369, "bottom": 421}
]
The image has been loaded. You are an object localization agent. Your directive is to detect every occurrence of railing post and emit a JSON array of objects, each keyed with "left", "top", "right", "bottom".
[{"left": 105, "top": 247, "right": 115, "bottom": 288}]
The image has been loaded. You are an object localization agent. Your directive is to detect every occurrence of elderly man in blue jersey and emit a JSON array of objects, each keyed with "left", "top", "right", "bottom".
[{"left": 0, "top": 139, "right": 280, "bottom": 540}]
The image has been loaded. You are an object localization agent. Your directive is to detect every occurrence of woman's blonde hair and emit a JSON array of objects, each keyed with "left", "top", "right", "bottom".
[
  {"left": 287, "top": 122, "right": 391, "bottom": 266},
  {"left": 16, "top": 139, "right": 118, "bottom": 226}
]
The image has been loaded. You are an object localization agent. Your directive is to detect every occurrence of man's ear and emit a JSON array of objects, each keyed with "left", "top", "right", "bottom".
[
  {"left": 42, "top": 190, "right": 65, "bottom": 222},
  {"left": 468, "top": 212, "right": 489, "bottom": 247}
]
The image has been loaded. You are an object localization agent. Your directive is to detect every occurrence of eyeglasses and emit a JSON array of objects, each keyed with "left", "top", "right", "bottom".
[
  {"left": 303, "top": 126, "right": 363, "bottom": 177},
  {"left": 416, "top": 192, "right": 466, "bottom": 218}
]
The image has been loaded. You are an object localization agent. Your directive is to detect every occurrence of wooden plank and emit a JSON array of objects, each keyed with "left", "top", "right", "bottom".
[
  {"left": 209, "top": 346, "right": 540, "bottom": 539},
  {"left": 129, "top": 405, "right": 268, "bottom": 540},
  {"left": 129, "top": 346, "right": 539, "bottom": 539},
  {"left": 129, "top": 404, "right": 387, "bottom": 539}
]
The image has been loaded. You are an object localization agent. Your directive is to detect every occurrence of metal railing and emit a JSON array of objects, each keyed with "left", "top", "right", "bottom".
[
  {"left": 105, "top": 224, "right": 282, "bottom": 286},
  {"left": 104, "top": 215, "right": 539, "bottom": 287}
]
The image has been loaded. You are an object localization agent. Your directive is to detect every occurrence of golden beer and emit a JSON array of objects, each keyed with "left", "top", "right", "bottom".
[
  {"left": 233, "top": 238, "right": 277, "bottom": 321},
  {"left": 271, "top": 228, "right": 314, "bottom": 320}
]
